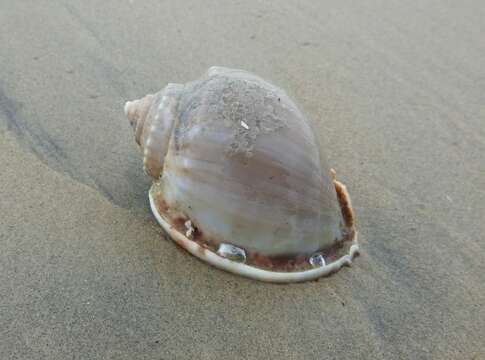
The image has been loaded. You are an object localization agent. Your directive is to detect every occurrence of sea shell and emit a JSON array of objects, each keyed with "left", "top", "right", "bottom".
[{"left": 124, "top": 66, "right": 359, "bottom": 282}]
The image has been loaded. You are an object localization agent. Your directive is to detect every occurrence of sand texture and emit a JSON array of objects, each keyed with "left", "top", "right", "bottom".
[{"left": 1, "top": 1, "right": 484, "bottom": 359}]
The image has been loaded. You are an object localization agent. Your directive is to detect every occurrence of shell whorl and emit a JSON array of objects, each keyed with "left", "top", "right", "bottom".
[
  {"left": 125, "top": 85, "right": 181, "bottom": 179},
  {"left": 124, "top": 94, "right": 155, "bottom": 145}
]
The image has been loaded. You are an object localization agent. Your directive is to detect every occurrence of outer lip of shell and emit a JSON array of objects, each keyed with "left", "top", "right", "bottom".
[{"left": 148, "top": 173, "right": 359, "bottom": 283}]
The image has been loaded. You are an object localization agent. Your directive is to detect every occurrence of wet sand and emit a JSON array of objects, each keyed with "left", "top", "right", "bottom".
[{"left": 1, "top": 1, "right": 484, "bottom": 358}]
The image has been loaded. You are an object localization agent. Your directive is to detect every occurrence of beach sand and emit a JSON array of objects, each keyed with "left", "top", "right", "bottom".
[{"left": 1, "top": 1, "right": 484, "bottom": 358}]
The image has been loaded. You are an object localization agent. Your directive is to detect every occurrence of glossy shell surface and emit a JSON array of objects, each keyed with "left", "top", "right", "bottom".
[{"left": 125, "top": 67, "right": 359, "bottom": 282}]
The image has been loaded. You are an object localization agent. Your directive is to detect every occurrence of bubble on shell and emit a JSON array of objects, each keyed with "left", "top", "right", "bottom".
[
  {"left": 217, "top": 243, "right": 247, "bottom": 263},
  {"left": 309, "top": 253, "right": 326, "bottom": 268}
]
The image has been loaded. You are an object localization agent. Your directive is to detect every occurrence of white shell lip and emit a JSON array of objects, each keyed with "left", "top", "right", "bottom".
[{"left": 148, "top": 176, "right": 359, "bottom": 283}]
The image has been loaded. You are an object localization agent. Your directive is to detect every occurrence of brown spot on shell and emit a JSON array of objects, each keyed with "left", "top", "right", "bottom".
[
  {"left": 248, "top": 252, "right": 308, "bottom": 271},
  {"left": 153, "top": 192, "right": 169, "bottom": 213},
  {"left": 192, "top": 227, "right": 218, "bottom": 253},
  {"left": 172, "top": 216, "right": 188, "bottom": 232}
]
